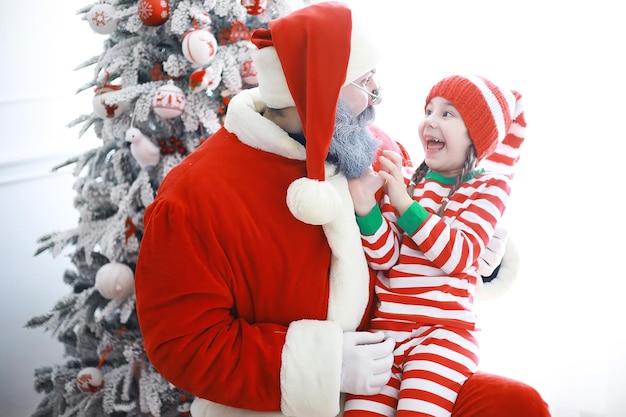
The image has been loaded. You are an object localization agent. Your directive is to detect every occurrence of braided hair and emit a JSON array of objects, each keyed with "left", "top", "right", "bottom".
[{"left": 407, "top": 145, "right": 478, "bottom": 217}]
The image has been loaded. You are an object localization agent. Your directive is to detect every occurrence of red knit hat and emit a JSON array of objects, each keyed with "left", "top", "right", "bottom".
[
  {"left": 250, "top": 2, "right": 381, "bottom": 225},
  {"left": 425, "top": 75, "right": 525, "bottom": 168}
]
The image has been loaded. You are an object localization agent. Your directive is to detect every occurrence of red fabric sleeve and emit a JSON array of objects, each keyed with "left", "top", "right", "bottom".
[{"left": 135, "top": 199, "right": 286, "bottom": 410}]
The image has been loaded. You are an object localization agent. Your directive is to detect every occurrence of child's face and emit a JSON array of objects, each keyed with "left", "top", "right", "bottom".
[{"left": 418, "top": 96, "right": 473, "bottom": 177}]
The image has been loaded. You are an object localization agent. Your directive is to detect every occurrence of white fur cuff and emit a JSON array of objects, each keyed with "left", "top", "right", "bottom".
[
  {"left": 281, "top": 319, "right": 343, "bottom": 417},
  {"left": 475, "top": 236, "right": 520, "bottom": 300}
]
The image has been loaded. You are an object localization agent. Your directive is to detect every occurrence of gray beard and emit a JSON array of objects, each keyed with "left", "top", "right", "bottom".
[{"left": 326, "top": 100, "right": 379, "bottom": 179}]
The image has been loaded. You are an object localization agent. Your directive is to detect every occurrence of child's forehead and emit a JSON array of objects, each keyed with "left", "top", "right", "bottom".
[{"left": 428, "top": 97, "right": 457, "bottom": 107}]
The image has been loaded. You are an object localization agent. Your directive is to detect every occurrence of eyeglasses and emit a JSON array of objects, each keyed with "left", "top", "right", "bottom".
[{"left": 350, "top": 81, "right": 382, "bottom": 104}]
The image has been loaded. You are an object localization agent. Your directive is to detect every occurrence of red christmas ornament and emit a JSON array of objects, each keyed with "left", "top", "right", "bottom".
[
  {"left": 178, "top": 394, "right": 192, "bottom": 416},
  {"left": 125, "top": 217, "right": 137, "bottom": 243},
  {"left": 76, "top": 367, "right": 104, "bottom": 393},
  {"left": 241, "top": 60, "right": 258, "bottom": 86},
  {"left": 159, "top": 136, "right": 187, "bottom": 155},
  {"left": 150, "top": 63, "right": 167, "bottom": 81},
  {"left": 189, "top": 67, "right": 219, "bottom": 93},
  {"left": 138, "top": 0, "right": 170, "bottom": 26},
  {"left": 241, "top": 0, "right": 267, "bottom": 15},
  {"left": 218, "top": 21, "right": 251, "bottom": 45}
]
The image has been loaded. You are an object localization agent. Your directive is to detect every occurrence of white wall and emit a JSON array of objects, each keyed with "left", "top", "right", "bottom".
[
  {"left": 0, "top": 1, "right": 100, "bottom": 416},
  {"left": 1, "top": 1, "right": 625, "bottom": 417},
  {"left": 347, "top": 1, "right": 626, "bottom": 416}
]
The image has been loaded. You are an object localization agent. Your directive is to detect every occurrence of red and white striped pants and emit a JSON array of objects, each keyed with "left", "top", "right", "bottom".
[{"left": 344, "top": 326, "right": 479, "bottom": 416}]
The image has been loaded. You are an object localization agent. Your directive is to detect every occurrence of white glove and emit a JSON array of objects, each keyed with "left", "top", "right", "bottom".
[
  {"left": 340, "top": 331, "right": 394, "bottom": 395},
  {"left": 477, "top": 224, "right": 509, "bottom": 278}
]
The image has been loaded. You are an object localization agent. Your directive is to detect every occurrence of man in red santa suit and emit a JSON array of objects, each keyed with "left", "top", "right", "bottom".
[{"left": 134, "top": 2, "right": 550, "bottom": 416}]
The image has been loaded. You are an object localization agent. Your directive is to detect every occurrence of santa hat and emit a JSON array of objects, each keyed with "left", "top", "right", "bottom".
[
  {"left": 425, "top": 75, "right": 525, "bottom": 173},
  {"left": 250, "top": 1, "right": 381, "bottom": 225}
]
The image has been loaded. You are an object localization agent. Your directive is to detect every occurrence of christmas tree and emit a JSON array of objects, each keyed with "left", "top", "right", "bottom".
[{"left": 26, "top": 1, "right": 311, "bottom": 416}]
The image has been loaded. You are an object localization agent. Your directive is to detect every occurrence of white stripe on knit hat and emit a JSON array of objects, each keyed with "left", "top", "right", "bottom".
[{"left": 465, "top": 75, "right": 509, "bottom": 144}]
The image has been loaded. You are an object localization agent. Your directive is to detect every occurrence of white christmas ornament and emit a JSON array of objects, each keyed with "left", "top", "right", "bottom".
[
  {"left": 95, "top": 262, "right": 135, "bottom": 300},
  {"left": 76, "top": 367, "right": 104, "bottom": 393},
  {"left": 181, "top": 29, "right": 218, "bottom": 66},
  {"left": 87, "top": 4, "right": 118, "bottom": 35},
  {"left": 93, "top": 86, "right": 128, "bottom": 119},
  {"left": 126, "top": 127, "right": 161, "bottom": 169},
  {"left": 152, "top": 82, "right": 186, "bottom": 119}
]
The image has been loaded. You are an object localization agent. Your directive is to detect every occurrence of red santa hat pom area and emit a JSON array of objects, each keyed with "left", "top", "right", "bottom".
[
  {"left": 425, "top": 75, "right": 525, "bottom": 169},
  {"left": 250, "top": 2, "right": 381, "bottom": 225}
]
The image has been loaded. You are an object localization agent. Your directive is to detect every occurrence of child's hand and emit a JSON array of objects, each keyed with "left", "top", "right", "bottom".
[
  {"left": 378, "top": 150, "right": 413, "bottom": 215},
  {"left": 348, "top": 168, "right": 384, "bottom": 216}
]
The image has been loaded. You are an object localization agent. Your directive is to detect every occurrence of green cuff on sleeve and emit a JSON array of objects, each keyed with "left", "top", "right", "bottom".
[
  {"left": 355, "top": 204, "right": 384, "bottom": 236},
  {"left": 397, "top": 201, "right": 430, "bottom": 236}
]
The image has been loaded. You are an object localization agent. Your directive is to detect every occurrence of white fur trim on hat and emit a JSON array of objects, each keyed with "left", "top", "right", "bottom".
[
  {"left": 286, "top": 177, "right": 342, "bottom": 225},
  {"left": 252, "top": 46, "right": 295, "bottom": 109},
  {"left": 323, "top": 172, "right": 371, "bottom": 330},
  {"left": 344, "top": 10, "right": 382, "bottom": 85}
]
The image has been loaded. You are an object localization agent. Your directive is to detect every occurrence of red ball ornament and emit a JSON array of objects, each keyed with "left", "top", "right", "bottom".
[
  {"left": 93, "top": 85, "right": 128, "bottom": 119},
  {"left": 189, "top": 67, "right": 219, "bottom": 94},
  {"left": 241, "top": 0, "right": 268, "bottom": 15},
  {"left": 181, "top": 29, "right": 218, "bottom": 66},
  {"left": 87, "top": 4, "right": 118, "bottom": 35},
  {"left": 76, "top": 367, "right": 104, "bottom": 393},
  {"left": 152, "top": 82, "right": 186, "bottom": 119},
  {"left": 138, "top": 0, "right": 170, "bottom": 26},
  {"left": 241, "top": 60, "right": 258, "bottom": 85}
]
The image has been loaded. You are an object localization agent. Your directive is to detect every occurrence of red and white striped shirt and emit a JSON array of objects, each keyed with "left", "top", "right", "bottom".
[{"left": 357, "top": 169, "right": 511, "bottom": 333}]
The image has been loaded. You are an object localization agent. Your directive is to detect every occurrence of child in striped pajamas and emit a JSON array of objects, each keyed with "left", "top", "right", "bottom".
[{"left": 345, "top": 74, "right": 526, "bottom": 416}]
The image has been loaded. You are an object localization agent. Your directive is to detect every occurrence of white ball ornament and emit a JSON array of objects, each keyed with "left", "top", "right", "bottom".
[
  {"left": 87, "top": 4, "right": 118, "bottom": 35},
  {"left": 181, "top": 29, "right": 218, "bottom": 66},
  {"left": 76, "top": 367, "right": 104, "bottom": 393},
  {"left": 95, "top": 262, "right": 135, "bottom": 300},
  {"left": 93, "top": 86, "right": 128, "bottom": 119},
  {"left": 152, "top": 82, "right": 186, "bottom": 119}
]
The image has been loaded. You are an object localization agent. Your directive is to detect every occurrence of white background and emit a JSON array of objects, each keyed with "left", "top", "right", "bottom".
[
  {"left": 344, "top": 1, "right": 626, "bottom": 416},
  {"left": 1, "top": 1, "right": 624, "bottom": 416}
]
